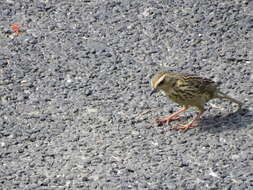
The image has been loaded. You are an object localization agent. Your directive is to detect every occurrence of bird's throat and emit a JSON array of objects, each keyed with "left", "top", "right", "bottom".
[{"left": 161, "top": 90, "right": 167, "bottom": 96}]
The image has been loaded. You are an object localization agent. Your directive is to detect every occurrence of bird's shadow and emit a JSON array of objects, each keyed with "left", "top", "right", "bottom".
[{"left": 198, "top": 107, "right": 253, "bottom": 133}]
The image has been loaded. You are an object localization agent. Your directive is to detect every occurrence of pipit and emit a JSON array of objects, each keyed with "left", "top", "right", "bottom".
[{"left": 150, "top": 71, "right": 242, "bottom": 131}]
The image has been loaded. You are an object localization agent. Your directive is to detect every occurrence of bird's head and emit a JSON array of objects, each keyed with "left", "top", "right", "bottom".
[{"left": 150, "top": 71, "right": 168, "bottom": 95}]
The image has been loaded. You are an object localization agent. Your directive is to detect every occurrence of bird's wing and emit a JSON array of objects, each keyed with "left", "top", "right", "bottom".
[{"left": 175, "top": 74, "right": 217, "bottom": 94}]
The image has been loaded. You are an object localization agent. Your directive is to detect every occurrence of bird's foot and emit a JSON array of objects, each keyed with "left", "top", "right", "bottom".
[
  {"left": 175, "top": 122, "right": 198, "bottom": 132},
  {"left": 156, "top": 117, "right": 180, "bottom": 124}
]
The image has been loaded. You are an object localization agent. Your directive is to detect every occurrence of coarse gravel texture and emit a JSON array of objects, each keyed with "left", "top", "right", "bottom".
[{"left": 0, "top": 0, "right": 253, "bottom": 189}]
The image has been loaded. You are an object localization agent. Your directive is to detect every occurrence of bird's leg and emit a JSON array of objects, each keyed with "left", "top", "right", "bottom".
[
  {"left": 157, "top": 106, "right": 189, "bottom": 123},
  {"left": 176, "top": 109, "right": 205, "bottom": 132}
]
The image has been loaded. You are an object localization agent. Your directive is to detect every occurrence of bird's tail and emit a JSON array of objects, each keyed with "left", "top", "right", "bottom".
[{"left": 214, "top": 91, "right": 243, "bottom": 110}]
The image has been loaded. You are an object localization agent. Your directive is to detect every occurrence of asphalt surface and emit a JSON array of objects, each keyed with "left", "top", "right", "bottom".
[{"left": 0, "top": 0, "right": 253, "bottom": 189}]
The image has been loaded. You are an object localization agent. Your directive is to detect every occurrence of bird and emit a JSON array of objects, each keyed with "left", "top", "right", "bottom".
[{"left": 150, "top": 71, "right": 243, "bottom": 131}]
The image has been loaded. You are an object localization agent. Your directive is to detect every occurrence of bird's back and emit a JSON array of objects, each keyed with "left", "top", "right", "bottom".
[{"left": 161, "top": 72, "right": 219, "bottom": 107}]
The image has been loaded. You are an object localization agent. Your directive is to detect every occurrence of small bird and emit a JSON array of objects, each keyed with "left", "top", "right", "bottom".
[{"left": 150, "top": 71, "right": 242, "bottom": 131}]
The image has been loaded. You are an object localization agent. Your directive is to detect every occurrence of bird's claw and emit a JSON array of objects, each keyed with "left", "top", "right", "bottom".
[
  {"left": 156, "top": 117, "right": 181, "bottom": 124},
  {"left": 175, "top": 122, "right": 198, "bottom": 132}
]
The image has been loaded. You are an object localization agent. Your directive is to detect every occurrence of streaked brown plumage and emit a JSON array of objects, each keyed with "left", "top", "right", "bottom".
[{"left": 150, "top": 71, "right": 242, "bottom": 131}]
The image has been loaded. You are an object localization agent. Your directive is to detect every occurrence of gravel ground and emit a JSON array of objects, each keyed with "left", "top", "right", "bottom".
[{"left": 0, "top": 0, "right": 253, "bottom": 189}]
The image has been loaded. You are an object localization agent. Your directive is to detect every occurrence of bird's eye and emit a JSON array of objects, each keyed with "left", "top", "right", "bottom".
[{"left": 158, "top": 79, "right": 165, "bottom": 86}]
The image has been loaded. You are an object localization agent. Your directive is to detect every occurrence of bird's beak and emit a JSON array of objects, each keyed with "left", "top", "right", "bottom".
[{"left": 150, "top": 88, "right": 158, "bottom": 96}]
